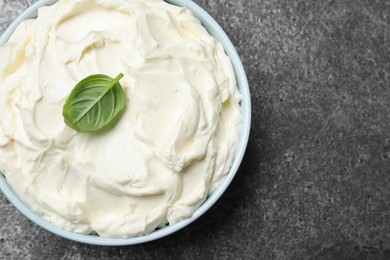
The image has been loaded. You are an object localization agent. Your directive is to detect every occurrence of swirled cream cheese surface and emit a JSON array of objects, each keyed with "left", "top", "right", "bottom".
[{"left": 0, "top": 0, "right": 241, "bottom": 238}]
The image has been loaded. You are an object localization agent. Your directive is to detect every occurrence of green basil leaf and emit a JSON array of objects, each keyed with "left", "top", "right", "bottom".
[{"left": 62, "top": 73, "right": 126, "bottom": 133}]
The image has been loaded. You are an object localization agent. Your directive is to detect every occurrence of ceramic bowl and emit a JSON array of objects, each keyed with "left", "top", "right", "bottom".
[{"left": 0, "top": 0, "right": 251, "bottom": 246}]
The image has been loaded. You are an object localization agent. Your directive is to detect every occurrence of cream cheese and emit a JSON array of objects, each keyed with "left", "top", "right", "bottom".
[{"left": 0, "top": 0, "right": 241, "bottom": 238}]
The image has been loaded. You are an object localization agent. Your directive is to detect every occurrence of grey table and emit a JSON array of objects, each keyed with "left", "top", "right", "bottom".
[{"left": 1, "top": 0, "right": 390, "bottom": 259}]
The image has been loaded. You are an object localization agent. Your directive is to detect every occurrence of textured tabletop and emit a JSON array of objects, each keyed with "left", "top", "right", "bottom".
[{"left": 1, "top": 0, "right": 390, "bottom": 259}]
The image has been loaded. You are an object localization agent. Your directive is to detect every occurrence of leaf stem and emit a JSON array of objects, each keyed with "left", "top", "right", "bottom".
[{"left": 113, "top": 73, "right": 124, "bottom": 84}]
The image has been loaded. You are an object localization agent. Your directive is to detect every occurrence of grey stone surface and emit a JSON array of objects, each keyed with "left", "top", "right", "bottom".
[{"left": 1, "top": 0, "right": 390, "bottom": 259}]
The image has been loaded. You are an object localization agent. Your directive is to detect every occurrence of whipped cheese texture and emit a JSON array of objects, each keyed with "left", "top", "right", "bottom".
[{"left": 0, "top": 0, "right": 241, "bottom": 238}]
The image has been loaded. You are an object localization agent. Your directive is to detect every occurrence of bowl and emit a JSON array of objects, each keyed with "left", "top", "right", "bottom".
[{"left": 0, "top": 0, "right": 251, "bottom": 246}]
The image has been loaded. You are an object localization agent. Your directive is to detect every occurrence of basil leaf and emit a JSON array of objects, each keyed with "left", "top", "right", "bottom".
[{"left": 62, "top": 73, "right": 126, "bottom": 133}]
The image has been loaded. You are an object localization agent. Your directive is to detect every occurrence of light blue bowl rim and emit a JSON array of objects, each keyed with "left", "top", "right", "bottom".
[{"left": 0, "top": 0, "right": 251, "bottom": 246}]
